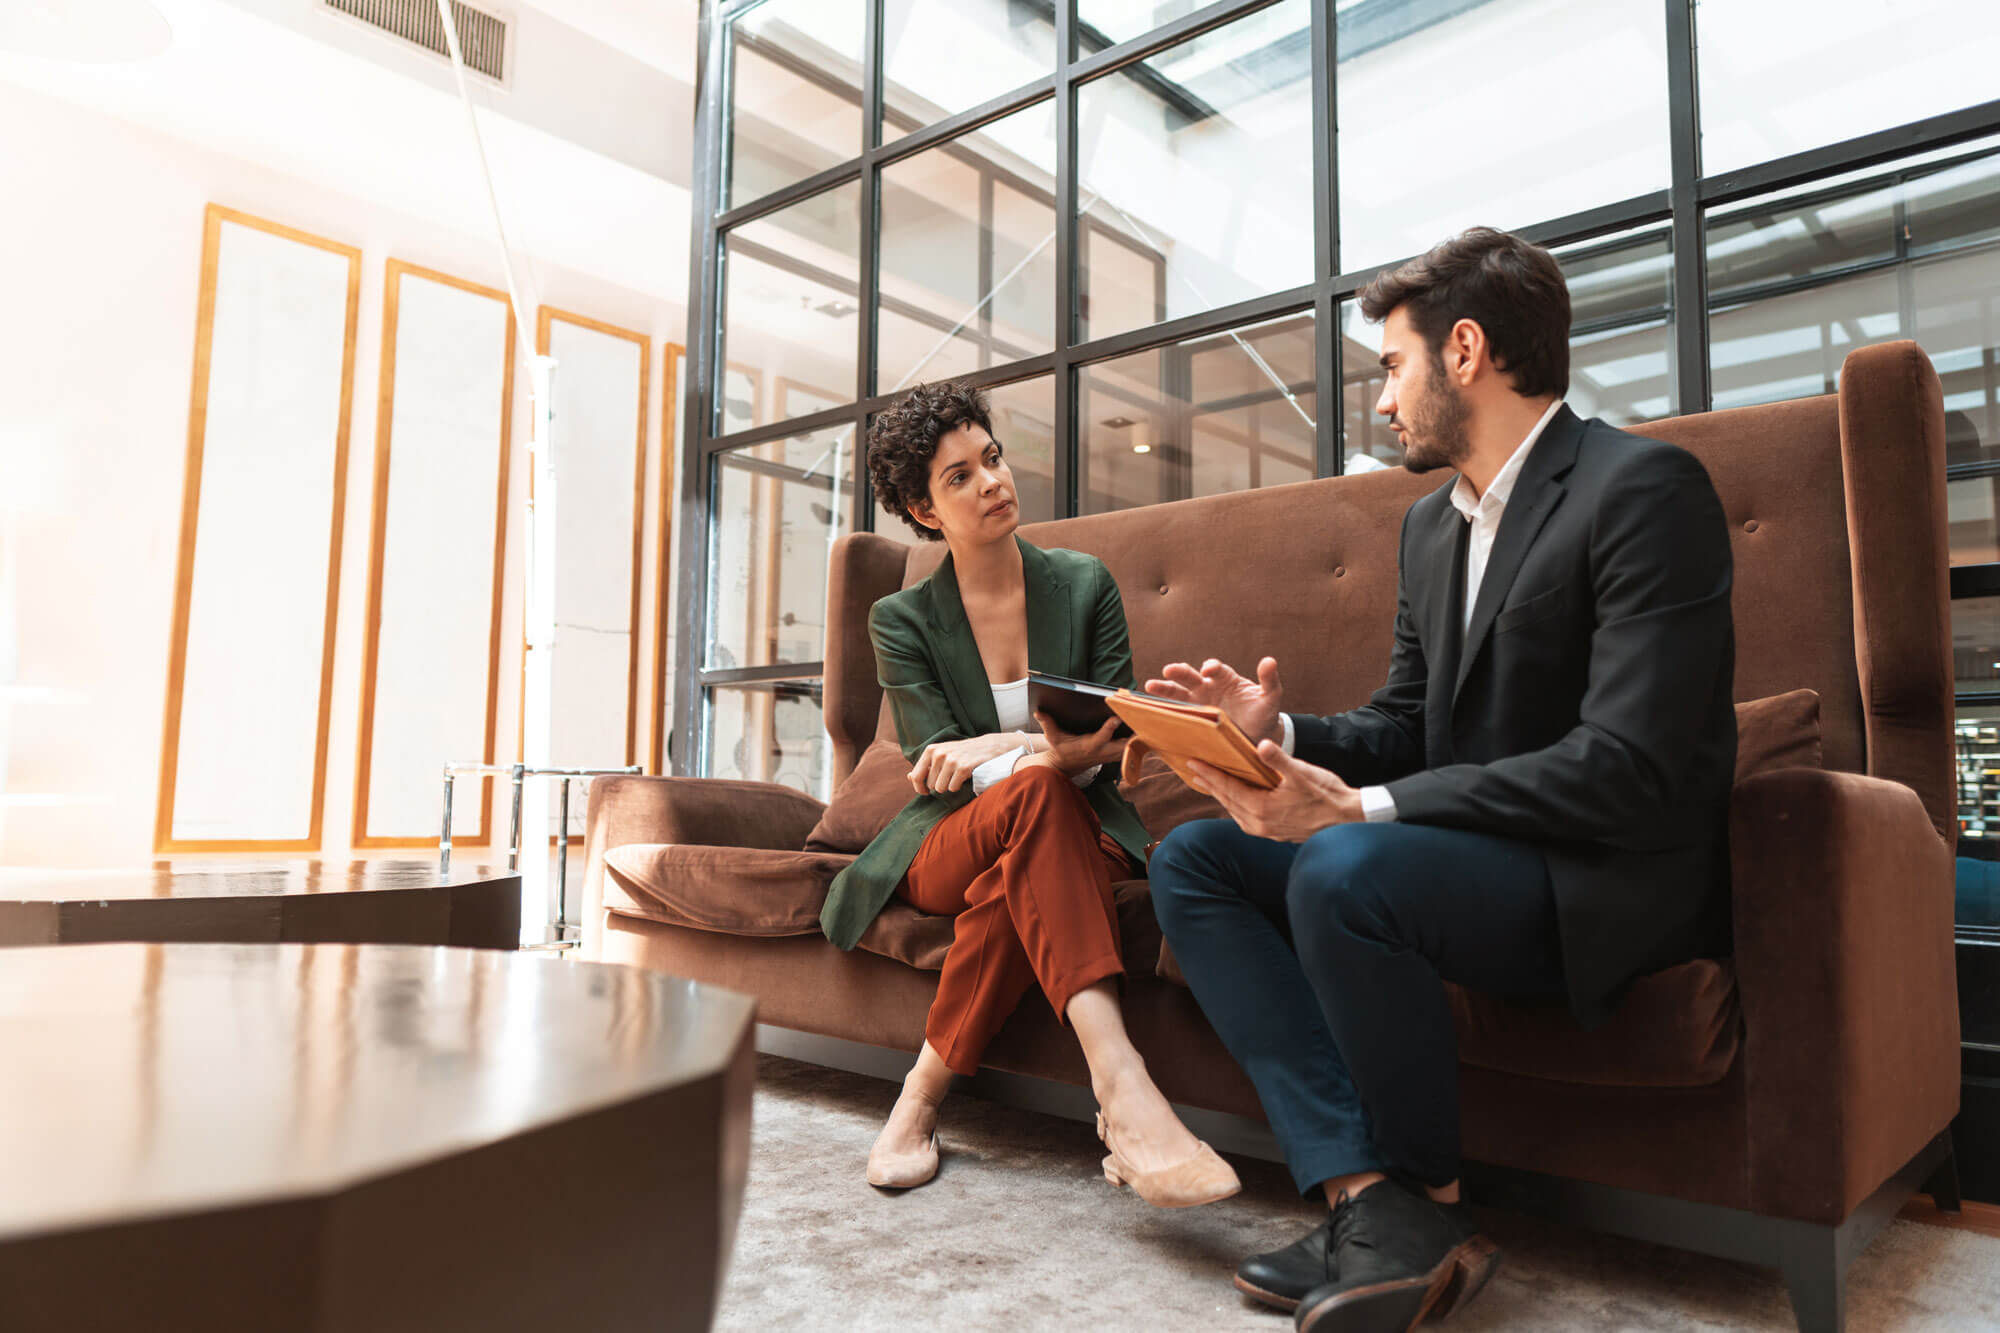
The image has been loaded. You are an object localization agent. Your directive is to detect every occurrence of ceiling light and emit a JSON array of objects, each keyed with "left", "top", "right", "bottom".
[
  {"left": 0, "top": 0, "right": 172, "bottom": 62},
  {"left": 1132, "top": 443, "right": 1152, "bottom": 454},
  {"left": 1101, "top": 415, "right": 1135, "bottom": 429},
  {"left": 814, "top": 300, "right": 858, "bottom": 319}
]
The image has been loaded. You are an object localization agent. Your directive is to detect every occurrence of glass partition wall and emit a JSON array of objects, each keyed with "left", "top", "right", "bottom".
[{"left": 677, "top": 0, "right": 2000, "bottom": 818}]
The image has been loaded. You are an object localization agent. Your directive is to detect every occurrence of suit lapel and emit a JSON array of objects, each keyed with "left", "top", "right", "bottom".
[
  {"left": 1452, "top": 406, "right": 1584, "bottom": 702},
  {"left": 1020, "top": 538, "right": 1074, "bottom": 677},
  {"left": 924, "top": 552, "right": 1002, "bottom": 735}
]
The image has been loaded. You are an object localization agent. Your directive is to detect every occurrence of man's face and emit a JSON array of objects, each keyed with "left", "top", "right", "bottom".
[{"left": 1374, "top": 306, "right": 1471, "bottom": 475}]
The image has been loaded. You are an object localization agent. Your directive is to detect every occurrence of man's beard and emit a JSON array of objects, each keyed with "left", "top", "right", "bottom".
[{"left": 1397, "top": 356, "right": 1472, "bottom": 474}]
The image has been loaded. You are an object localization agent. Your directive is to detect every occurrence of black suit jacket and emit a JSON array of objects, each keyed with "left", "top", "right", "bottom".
[{"left": 1290, "top": 406, "right": 1736, "bottom": 1027}]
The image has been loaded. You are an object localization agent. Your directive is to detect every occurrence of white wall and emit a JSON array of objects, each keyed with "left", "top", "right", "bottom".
[{"left": 0, "top": 79, "right": 686, "bottom": 866}]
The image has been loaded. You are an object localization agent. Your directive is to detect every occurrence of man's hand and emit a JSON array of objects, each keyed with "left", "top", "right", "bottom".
[
  {"left": 1186, "top": 742, "right": 1362, "bottom": 842},
  {"left": 909, "top": 733, "right": 1030, "bottom": 795},
  {"left": 1145, "top": 656, "right": 1286, "bottom": 746},
  {"left": 1026, "top": 711, "right": 1125, "bottom": 777}
]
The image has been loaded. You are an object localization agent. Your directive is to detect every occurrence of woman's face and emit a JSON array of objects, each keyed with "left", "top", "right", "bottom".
[{"left": 910, "top": 422, "right": 1018, "bottom": 545}]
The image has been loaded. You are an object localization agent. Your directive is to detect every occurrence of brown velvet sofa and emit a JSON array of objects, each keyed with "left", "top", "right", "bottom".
[{"left": 584, "top": 341, "right": 1961, "bottom": 1333}]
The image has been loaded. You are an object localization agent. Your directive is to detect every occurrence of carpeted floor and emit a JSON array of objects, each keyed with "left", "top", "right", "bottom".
[{"left": 718, "top": 1056, "right": 2000, "bottom": 1332}]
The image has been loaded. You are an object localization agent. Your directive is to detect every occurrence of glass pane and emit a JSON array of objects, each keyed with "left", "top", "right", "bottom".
[
  {"left": 727, "top": 0, "right": 865, "bottom": 209},
  {"left": 707, "top": 425, "right": 857, "bottom": 671},
  {"left": 1562, "top": 228, "right": 1674, "bottom": 426},
  {"left": 707, "top": 680, "right": 834, "bottom": 799},
  {"left": 1076, "top": 0, "right": 1314, "bottom": 342},
  {"left": 1078, "top": 0, "right": 1189, "bottom": 46},
  {"left": 1956, "top": 597, "right": 2000, "bottom": 876},
  {"left": 1707, "top": 151, "right": 2000, "bottom": 427},
  {"left": 1079, "top": 312, "right": 1316, "bottom": 514},
  {"left": 870, "top": 376, "right": 1059, "bottom": 540},
  {"left": 1951, "top": 480, "right": 2000, "bottom": 568},
  {"left": 1336, "top": 0, "right": 1669, "bottom": 273},
  {"left": 1339, "top": 227, "right": 1675, "bottom": 468},
  {"left": 1708, "top": 271, "right": 1900, "bottom": 412},
  {"left": 882, "top": 0, "right": 1056, "bottom": 131},
  {"left": 719, "top": 183, "right": 861, "bottom": 433},
  {"left": 1696, "top": 0, "right": 2000, "bottom": 177},
  {"left": 877, "top": 100, "right": 1059, "bottom": 392}
]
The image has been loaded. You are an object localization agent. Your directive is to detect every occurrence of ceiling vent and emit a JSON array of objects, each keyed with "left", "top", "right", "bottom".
[{"left": 325, "top": 0, "right": 508, "bottom": 83}]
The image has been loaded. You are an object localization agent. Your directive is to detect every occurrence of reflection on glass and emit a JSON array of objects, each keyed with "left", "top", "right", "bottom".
[
  {"left": 1339, "top": 227, "right": 1674, "bottom": 466},
  {"left": 871, "top": 376, "right": 1059, "bottom": 542},
  {"left": 1077, "top": 0, "right": 1180, "bottom": 46},
  {"left": 720, "top": 183, "right": 861, "bottom": 432},
  {"left": 883, "top": 0, "right": 1056, "bottom": 131},
  {"left": 708, "top": 681, "right": 833, "bottom": 799},
  {"left": 1076, "top": 0, "right": 1313, "bottom": 341},
  {"left": 877, "top": 100, "right": 1058, "bottom": 391},
  {"left": 1336, "top": 0, "right": 1668, "bottom": 273},
  {"left": 1080, "top": 313, "right": 1315, "bottom": 514},
  {"left": 1561, "top": 228, "right": 1673, "bottom": 425},
  {"left": 1956, "top": 594, "right": 2000, "bottom": 924},
  {"left": 727, "top": 0, "right": 865, "bottom": 209},
  {"left": 1706, "top": 149, "right": 2000, "bottom": 437},
  {"left": 1697, "top": 0, "right": 2000, "bottom": 176},
  {"left": 707, "top": 425, "right": 857, "bottom": 671}
]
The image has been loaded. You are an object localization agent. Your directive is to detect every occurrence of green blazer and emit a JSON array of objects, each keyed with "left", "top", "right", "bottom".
[{"left": 819, "top": 537, "right": 1152, "bottom": 951}]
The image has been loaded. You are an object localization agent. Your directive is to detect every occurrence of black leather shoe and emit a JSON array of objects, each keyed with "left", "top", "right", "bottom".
[
  {"left": 1235, "top": 1213, "right": 1334, "bottom": 1312},
  {"left": 1291, "top": 1180, "right": 1499, "bottom": 1332}
]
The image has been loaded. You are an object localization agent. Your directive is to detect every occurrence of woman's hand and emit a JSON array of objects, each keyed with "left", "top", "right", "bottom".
[
  {"left": 1143, "top": 656, "right": 1286, "bottom": 745},
  {"left": 908, "top": 733, "right": 1029, "bottom": 795},
  {"left": 1029, "top": 711, "right": 1126, "bottom": 777}
]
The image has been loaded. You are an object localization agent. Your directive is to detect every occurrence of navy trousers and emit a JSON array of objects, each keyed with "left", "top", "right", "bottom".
[{"left": 1149, "top": 818, "right": 1566, "bottom": 1192}]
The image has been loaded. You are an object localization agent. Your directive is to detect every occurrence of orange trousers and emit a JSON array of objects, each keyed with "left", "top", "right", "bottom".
[{"left": 900, "top": 763, "right": 1134, "bottom": 1076}]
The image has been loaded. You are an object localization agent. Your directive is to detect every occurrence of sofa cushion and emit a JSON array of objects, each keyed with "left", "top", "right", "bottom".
[
  {"left": 602, "top": 843, "right": 852, "bottom": 936},
  {"left": 805, "top": 738, "right": 913, "bottom": 853},
  {"left": 1448, "top": 959, "right": 1741, "bottom": 1087},
  {"left": 1157, "top": 938, "right": 1739, "bottom": 1088},
  {"left": 1736, "top": 688, "right": 1822, "bottom": 783},
  {"left": 1123, "top": 746, "right": 1225, "bottom": 844},
  {"left": 854, "top": 879, "right": 1161, "bottom": 976}
]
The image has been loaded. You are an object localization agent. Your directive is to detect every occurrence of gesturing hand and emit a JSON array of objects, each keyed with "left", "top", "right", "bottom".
[
  {"left": 909, "top": 733, "right": 1031, "bottom": 795},
  {"left": 1143, "top": 656, "right": 1286, "bottom": 746}
]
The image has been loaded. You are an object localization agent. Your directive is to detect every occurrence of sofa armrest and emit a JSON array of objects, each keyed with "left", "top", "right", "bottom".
[
  {"left": 580, "top": 776, "right": 827, "bottom": 955},
  {"left": 1731, "top": 766, "right": 1959, "bottom": 1222}
]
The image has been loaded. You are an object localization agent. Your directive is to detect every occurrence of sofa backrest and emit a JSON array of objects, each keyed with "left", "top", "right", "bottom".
[{"left": 822, "top": 341, "right": 1953, "bottom": 843}]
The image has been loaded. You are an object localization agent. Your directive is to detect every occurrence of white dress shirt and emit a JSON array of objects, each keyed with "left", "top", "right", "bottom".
[{"left": 1280, "top": 399, "right": 1566, "bottom": 823}]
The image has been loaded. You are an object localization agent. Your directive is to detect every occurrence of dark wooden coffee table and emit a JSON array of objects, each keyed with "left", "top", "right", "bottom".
[
  {"left": 0, "top": 859, "right": 519, "bottom": 949},
  {"left": 0, "top": 943, "right": 755, "bottom": 1332}
]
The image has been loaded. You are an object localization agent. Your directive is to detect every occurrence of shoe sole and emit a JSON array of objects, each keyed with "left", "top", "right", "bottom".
[
  {"left": 1232, "top": 1275, "right": 1302, "bottom": 1313},
  {"left": 1294, "top": 1236, "right": 1500, "bottom": 1333}
]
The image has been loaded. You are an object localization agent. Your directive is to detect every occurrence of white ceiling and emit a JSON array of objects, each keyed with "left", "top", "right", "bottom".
[{"left": 0, "top": 0, "right": 700, "bottom": 306}]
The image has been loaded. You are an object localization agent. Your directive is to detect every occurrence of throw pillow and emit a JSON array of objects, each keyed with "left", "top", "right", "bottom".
[
  {"left": 804, "top": 738, "right": 916, "bottom": 852},
  {"left": 1734, "top": 688, "right": 1822, "bottom": 783}
]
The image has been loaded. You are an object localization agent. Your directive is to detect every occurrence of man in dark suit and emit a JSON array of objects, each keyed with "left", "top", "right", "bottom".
[{"left": 1145, "top": 226, "right": 1736, "bottom": 1333}]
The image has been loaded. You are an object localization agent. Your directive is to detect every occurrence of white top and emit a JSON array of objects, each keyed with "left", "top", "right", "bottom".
[
  {"left": 969, "top": 678, "right": 1100, "bottom": 794},
  {"left": 1279, "top": 399, "right": 1567, "bottom": 824}
]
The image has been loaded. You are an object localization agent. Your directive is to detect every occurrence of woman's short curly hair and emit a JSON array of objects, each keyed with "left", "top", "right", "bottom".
[{"left": 867, "top": 380, "right": 995, "bottom": 542}]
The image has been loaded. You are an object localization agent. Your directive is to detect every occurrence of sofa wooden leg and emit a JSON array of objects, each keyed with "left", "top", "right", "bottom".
[
  {"left": 1920, "top": 1131, "right": 1962, "bottom": 1214},
  {"left": 1780, "top": 1229, "right": 1845, "bottom": 1333}
]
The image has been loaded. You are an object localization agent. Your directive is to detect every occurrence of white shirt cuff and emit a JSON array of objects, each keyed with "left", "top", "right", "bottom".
[
  {"left": 1359, "top": 786, "right": 1398, "bottom": 822},
  {"left": 1278, "top": 713, "right": 1297, "bottom": 756},
  {"left": 969, "top": 745, "right": 1028, "bottom": 795},
  {"left": 1071, "top": 764, "right": 1101, "bottom": 788}
]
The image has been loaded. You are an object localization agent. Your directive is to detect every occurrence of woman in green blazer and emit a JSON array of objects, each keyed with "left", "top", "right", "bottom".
[{"left": 826, "top": 381, "right": 1238, "bottom": 1209}]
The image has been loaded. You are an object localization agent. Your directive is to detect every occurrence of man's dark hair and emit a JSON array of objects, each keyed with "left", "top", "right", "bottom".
[
  {"left": 1358, "top": 227, "right": 1571, "bottom": 399},
  {"left": 867, "top": 380, "right": 995, "bottom": 543}
]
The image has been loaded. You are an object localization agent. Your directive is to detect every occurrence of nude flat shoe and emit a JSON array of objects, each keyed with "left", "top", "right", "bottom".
[
  {"left": 867, "top": 1131, "right": 939, "bottom": 1189},
  {"left": 1096, "top": 1111, "right": 1241, "bottom": 1208}
]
